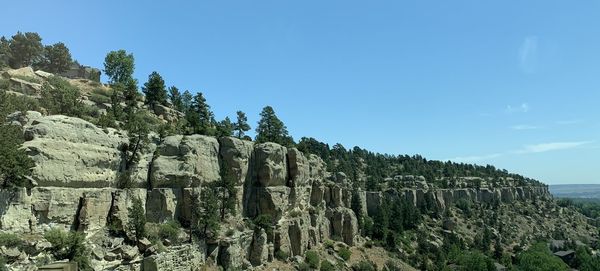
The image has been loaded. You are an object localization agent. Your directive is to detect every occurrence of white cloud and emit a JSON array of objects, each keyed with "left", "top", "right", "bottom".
[
  {"left": 515, "top": 141, "right": 593, "bottom": 154},
  {"left": 519, "top": 36, "right": 538, "bottom": 73},
  {"left": 447, "top": 153, "right": 503, "bottom": 163},
  {"left": 506, "top": 103, "right": 530, "bottom": 113},
  {"left": 511, "top": 124, "right": 540, "bottom": 130}
]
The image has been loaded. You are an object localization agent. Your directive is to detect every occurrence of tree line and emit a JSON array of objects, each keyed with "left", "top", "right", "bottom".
[{"left": 0, "top": 31, "right": 73, "bottom": 73}]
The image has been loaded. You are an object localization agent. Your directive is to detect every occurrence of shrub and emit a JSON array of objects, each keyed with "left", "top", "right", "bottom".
[
  {"left": 0, "top": 256, "right": 7, "bottom": 271},
  {"left": 352, "top": 260, "right": 377, "bottom": 271},
  {"left": 305, "top": 250, "right": 320, "bottom": 269},
  {"left": 338, "top": 247, "right": 351, "bottom": 261},
  {"left": 0, "top": 89, "right": 40, "bottom": 120},
  {"left": 40, "top": 76, "right": 83, "bottom": 117},
  {"left": 298, "top": 262, "right": 311, "bottom": 271},
  {"left": 89, "top": 93, "right": 111, "bottom": 104},
  {"left": 320, "top": 260, "right": 335, "bottom": 271},
  {"left": 0, "top": 78, "right": 8, "bottom": 90},
  {"left": 253, "top": 214, "right": 273, "bottom": 235},
  {"left": 12, "top": 75, "right": 41, "bottom": 84},
  {"left": 0, "top": 233, "right": 23, "bottom": 249},
  {"left": 456, "top": 199, "right": 472, "bottom": 216},
  {"left": 275, "top": 250, "right": 289, "bottom": 261},
  {"left": 324, "top": 239, "right": 335, "bottom": 249},
  {"left": 44, "top": 228, "right": 91, "bottom": 271},
  {"left": 158, "top": 220, "right": 181, "bottom": 243}
]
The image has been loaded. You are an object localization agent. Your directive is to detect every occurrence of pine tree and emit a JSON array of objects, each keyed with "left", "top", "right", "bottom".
[
  {"left": 128, "top": 197, "right": 146, "bottom": 241},
  {"left": 216, "top": 117, "right": 234, "bottom": 138},
  {"left": 142, "top": 71, "right": 167, "bottom": 107},
  {"left": 0, "top": 124, "right": 34, "bottom": 188},
  {"left": 8, "top": 32, "right": 43, "bottom": 68},
  {"left": 187, "top": 92, "right": 215, "bottom": 135},
  {"left": 168, "top": 86, "right": 184, "bottom": 112},
  {"left": 233, "top": 111, "right": 251, "bottom": 139},
  {"left": 40, "top": 42, "right": 72, "bottom": 73},
  {"left": 191, "top": 185, "right": 221, "bottom": 239},
  {"left": 217, "top": 165, "right": 237, "bottom": 220},
  {"left": 255, "top": 106, "right": 293, "bottom": 146}
]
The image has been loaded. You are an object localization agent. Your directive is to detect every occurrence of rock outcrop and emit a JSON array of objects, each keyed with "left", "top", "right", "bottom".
[{"left": 0, "top": 113, "right": 552, "bottom": 270}]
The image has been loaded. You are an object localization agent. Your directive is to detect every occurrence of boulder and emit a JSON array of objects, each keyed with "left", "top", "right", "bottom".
[
  {"left": 151, "top": 135, "right": 220, "bottom": 187},
  {"left": 9, "top": 77, "right": 42, "bottom": 95},
  {"left": 2, "top": 67, "right": 37, "bottom": 78},
  {"left": 5, "top": 111, "right": 42, "bottom": 127}
]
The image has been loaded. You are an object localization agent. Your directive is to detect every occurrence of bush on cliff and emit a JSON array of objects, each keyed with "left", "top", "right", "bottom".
[
  {"left": 0, "top": 124, "right": 34, "bottom": 188},
  {"left": 44, "top": 228, "right": 91, "bottom": 271}
]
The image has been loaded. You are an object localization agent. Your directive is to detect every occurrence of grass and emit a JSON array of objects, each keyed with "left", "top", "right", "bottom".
[{"left": 12, "top": 75, "right": 42, "bottom": 84}]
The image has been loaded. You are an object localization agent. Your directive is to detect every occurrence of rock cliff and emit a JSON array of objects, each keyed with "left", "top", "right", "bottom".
[{"left": 0, "top": 113, "right": 551, "bottom": 270}]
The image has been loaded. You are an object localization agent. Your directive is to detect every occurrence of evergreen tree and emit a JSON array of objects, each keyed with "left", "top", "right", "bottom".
[
  {"left": 168, "top": 86, "right": 184, "bottom": 112},
  {"left": 255, "top": 106, "right": 293, "bottom": 146},
  {"left": 8, "top": 32, "right": 43, "bottom": 68},
  {"left": 216, "top": 117, "right": 234, "bottom": 138},
  {"left": 181, "top": 90, "right": 193, "bottom": 111},
  {"left": 187, "top": 92, "right": 215, "bottom": 135},
  {"left": 351, "top": 192, "right": 364, "bottom": 233},
  {"left": 233, "top": 111, "right": 251, "bottom": 139},
  {"left": 104, "top": 50, "right": 135, "bottom": 84},
  {"left": 40, "top": 42, "right": 72, "bottom": 73},
  {"left": 191, "top": 186, "right": 220, "bottom": 239},
  {"left": 372, "top": 200, "right": 390, "bottom": 240},
  {"left": 217, "top": 165, "right": 237, "bottom": 220},
  {"left": 0, "top": 37, "right": 11, "bottom": 67},
  {"left": 127, "top": 197, "right": 146, "bottom": 241},
  {"left": 0, "top": 124, "right": 34, "bottom": 188},
  {"left": 142, "top": 71, "right": 167, "bottom": 107}
]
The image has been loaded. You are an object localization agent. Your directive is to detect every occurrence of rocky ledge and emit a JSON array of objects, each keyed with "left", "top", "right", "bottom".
[{"left": 0, "top": 112, "right": 549, "bottom": 270}]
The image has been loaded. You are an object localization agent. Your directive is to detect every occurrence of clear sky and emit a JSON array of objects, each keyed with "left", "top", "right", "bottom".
[{"left": 2, "top": 1, "right": 599, "bottom": 185}]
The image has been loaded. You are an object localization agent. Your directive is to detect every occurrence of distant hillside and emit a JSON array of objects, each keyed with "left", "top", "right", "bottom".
[{"left": 550, "top": 184, "right": 600, "bottom": 199}]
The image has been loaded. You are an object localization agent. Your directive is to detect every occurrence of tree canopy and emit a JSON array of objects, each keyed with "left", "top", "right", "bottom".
[
  {"left": 142, "top": 71, "right": 168, "bottom": 107},
  {"left": 255, "top": 106, "right": 293, "bottom": 146},
  {"left": 104, "top": 50, "right": 135, "bottom": 84}
]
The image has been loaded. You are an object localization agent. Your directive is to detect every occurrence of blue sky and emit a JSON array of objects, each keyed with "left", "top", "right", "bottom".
[{"left": 2, "top": 1, "right": 599, "bottom": 185}]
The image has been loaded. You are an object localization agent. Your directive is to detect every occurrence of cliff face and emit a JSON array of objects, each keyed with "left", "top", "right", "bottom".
[{"left": 0, "top": 112, "right": 550, "bottom": 270}]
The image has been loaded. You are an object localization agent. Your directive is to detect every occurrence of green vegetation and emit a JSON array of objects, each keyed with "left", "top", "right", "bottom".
[
  {"left": 516, "top": 243, "right": 569, "bottom": 271},
  {"left": 305, "top": 250, "right": 320, "bottom": 269},
  {"left": 40, "top": 42, "right": 72, "bottom": 73},
  {"left": 44, "top": 228, "right": 91, "bottom": 271},
  {"left": 128, "top": 197, "right": 147, "bottom": 241},
  {"left": 190, "top": 186, "right": 221, "bottom": 239},
  {"left": 255, "top": 106, "right": 294, "bottom": 146},
  {"left": 275, "top": 250, "right": 289, "bottom": 261},
  {"left": 253, "top": 214, "right": 273, "bottom": 235},
  {"left": 0, "top": 32, "right": 73, "bottom": 72},
  {"left": 40, "top": 76, "right": 83, "bottom": 117},
  {"left": 6, "top": 32, "right": 43, "bottom": 68},
  {"left": 0, "top": 233, "right": 24, "bottom": 249},
  {"left": 234, "top": 111, "right": 251, "bottom": 139},
  {"left": 352, "top": 261, "right": 377, "bottom": 271},
  {"left": 319, "top": 260, "right": 334, "bottom": 271},
  {"left": 104, "top": 50, "right": 135, "bottom": 84},
  {"left": 157, "top": 220, "right": 181, "bottom": 242},
  {"left": 557, "top": 198, "right": 600, "bottom": 219},
  {"left": 0, "top": 124, "right": 34, "bottom": 188},
  {"left": 338, "top": 246, "right": 351, "bottom": 261},
  {"left": 142, "top": 71, "right": 168, "bottom": 107}
]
